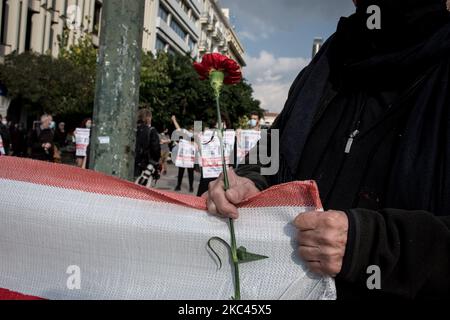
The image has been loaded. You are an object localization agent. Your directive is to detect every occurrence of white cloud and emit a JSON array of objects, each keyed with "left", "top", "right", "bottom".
[
  {"left": 239, "top": 31, "right": 258, "bottom": 42},
  {"left": 221, "top": 0, "right": 355, "bottom": 39},
  {"left": 237, "top": 16, "right": 276, "bottom": 42},
  {"left": 244, "top": 51, "right": 310, "bottom": 113}
]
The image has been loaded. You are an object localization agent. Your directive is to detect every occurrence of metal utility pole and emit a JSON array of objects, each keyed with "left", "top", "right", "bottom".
[{"left": 89, "top": 0, "right": 146, "bottom": 180}]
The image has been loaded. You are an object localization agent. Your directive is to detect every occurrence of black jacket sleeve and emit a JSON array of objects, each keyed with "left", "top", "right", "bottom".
[
  {"left": 0, "top": 125, "right": 10, "bottom": 151},
  {"left": 339, "top": 208, "right": 450, "bottom": 299},
  {"left": 29, "top": 130, "right": 42, "bottom": 155},
  {"left": 235, "top": 164, "right": 270, "bottom": 191},
  {"left": 149, "top": 128, "right": 161, "bottom": 163}
]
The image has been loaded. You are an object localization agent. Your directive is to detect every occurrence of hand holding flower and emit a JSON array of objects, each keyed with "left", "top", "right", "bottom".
[
  {"left": 206, "top": 169, "right": 260, "bottom": 219},
  {"left": 194, "top": 53, "right": 267, "bottom": 300}
]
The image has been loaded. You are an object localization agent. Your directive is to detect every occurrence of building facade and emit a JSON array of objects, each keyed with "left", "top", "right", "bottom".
[
  {"left": 262, "top": 112, "right": 279, "bottom": 128},
  {"left": 197, "top": 0, "right": 245, "bottom": 66},
  {"left": 142, "top": 0, "right": 201, "bottom": 58},
  {"left": 0, "top": 0, "right": 245, "bottom": 66},
  {"left": 0, "top": 0, "right": 102, "bottom": 60}
]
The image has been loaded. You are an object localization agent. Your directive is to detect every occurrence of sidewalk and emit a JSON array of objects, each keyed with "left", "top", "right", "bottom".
[{"left": 153, "top": 163, "right": 201, "bottom": 195}]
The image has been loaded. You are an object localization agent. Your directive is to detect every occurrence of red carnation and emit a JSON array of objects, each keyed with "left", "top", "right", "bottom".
[
  {"left": 194, "top": 53, "right": 242, "bottom": 85},
  {"left": 193, "top": 52, "right": 265, "bottom": 301}
]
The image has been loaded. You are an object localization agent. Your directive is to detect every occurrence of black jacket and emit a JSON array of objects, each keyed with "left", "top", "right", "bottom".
[
  {"left": 236, "top": 1, "right": 450, "bottom": 299},
  {"left": 28, "top": 127, "right": 54, "bottom": 162},
  {"left": 0, "top": 123, "right": 10, "bottom": 154},
  {"left": 135, "top": 124, "right": 161, "bottom": 175}
]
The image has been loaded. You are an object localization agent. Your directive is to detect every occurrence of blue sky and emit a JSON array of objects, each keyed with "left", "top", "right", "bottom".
[{"left": 219, "top": 0, "right": 356, "bottom": 112}]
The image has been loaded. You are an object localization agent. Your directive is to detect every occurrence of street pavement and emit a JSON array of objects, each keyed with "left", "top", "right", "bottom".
[{"left": 153, "top": 163, "right": 202, "bottom": 196}]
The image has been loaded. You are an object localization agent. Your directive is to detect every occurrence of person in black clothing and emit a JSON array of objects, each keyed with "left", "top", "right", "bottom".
[
  {"left": 54, "top": 122, "right": 68, "bottom": 148},
  {"left": 29, "top": 114, "right": 55, "bottom": 162},
  {"left": 206, "top": 0, "right": 450, "bottom": 299},
  {"left": 135, "top": 109, "right": 161, "bottom": 178},
  {"left": 9, "top": 122, "right": 27, "bottom": 157},
  {"left": 171, "top": 115, "right": 196, "bottom": 193},
  {"left": 0, "top": 115, "right": 10, "bottom": 155}
]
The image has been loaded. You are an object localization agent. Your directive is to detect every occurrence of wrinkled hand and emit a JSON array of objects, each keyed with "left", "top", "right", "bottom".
[
  {"left": 205, "top": 169, "right": 260, "bottom": 219},
  {"left": 294, "top": 210, "right": 349, "bottom": 277}
]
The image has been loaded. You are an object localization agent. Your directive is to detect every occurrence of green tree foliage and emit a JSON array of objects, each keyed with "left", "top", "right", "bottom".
[
  {"left": 0, "top": 33, "right": 262, "bottom": 129},
  {"left": 0, "top": 51, "right": 95, "bottom": 117},
  {"left": 58, "top": 30, "right": 97, "bottom": 78},
  {"left": 139, "top": 51, "right": 262, "bottom": 130},
  {"left": 0, "top": 32, "right": 97, "bottom": 117}
]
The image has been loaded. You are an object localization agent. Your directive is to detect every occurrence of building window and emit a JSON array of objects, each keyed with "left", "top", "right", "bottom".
[
  {"left": 155, "top": 36, "right": 166, "bottom": 52},
  {"left": 167, "top": 46, "right": 176, "bottom": 56},
  {"left": 188, "top": 37, "right": 196, "bottom": 52},
  {"left": 176, "top": 0, "right": 189, "bottom": 15},
  {"left": 158, "top": 5, "right": 169, "bottom": 23},
  {"left": 17, "top": 1, "right": 22, "bottom": 48},
  {"left": 24, "top": 8, "right": 32, "bottom": 51},
  {"left": 1, "top": 0, "right": 7, "bottom": 44},
  {"left": 170, "top": 18, "right": 187, "bottom": 41},
  {"left": 93, "top": 1, "right": 102, "bottom": 36},
  {"left": 190, "top": 13, "right": 198, "bottom": 25},
  {"left": 49, "top": 25, "right": 54, "bottom": 52}
]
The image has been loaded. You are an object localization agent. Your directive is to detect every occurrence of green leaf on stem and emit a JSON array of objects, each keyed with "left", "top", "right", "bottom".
[
  {"left": 207, "top": 239, "right": 268, "bottom": 268},
  {"left": 237, "top": 247, "right": 269, "bottom": 264},
  {"left": 207, "top": 237, "right": 231, "bottom": 270}
]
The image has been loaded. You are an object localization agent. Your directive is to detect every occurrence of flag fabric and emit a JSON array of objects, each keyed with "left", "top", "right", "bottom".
[{"left": 0, "top": 157, "right": 336, "bottom": 300}]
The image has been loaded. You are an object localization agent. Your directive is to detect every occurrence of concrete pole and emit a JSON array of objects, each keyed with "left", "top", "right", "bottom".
[{"left": 89, "top": 0, "right": 146, "bottom": 181}]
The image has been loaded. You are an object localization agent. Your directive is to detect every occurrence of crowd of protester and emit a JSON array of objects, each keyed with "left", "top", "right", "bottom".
[
  {"left": 1, "top": 110, "right": 263, "bottom": 195},
  {"left": 0, "top": 113, "right": 90, "bottom": 167}
]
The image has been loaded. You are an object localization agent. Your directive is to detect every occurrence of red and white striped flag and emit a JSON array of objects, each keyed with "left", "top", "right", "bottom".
[{"left": 0, "top": 157, "right": 335, "bottom": 300}]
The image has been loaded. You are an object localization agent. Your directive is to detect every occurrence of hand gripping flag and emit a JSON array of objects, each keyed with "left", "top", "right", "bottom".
[{"left": 0, "top": 157, "right": 336, "bottom": 300}]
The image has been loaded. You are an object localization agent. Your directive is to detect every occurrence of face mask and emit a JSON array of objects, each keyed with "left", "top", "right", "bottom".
[
  {"left": 249, "top": 119, "right": 258, "bottom": 128},
  {"left": 1, "top": 120, "right": 7, "bottom": 126},
  {"left": 86, "top": 123, "right": 92, "bottom": 129},
  {"left": 50, "top": 121, "right": 56, "bottom": 129}
]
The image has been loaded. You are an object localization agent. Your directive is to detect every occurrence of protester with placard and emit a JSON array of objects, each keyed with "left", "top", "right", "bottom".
[
  {"left": 172, "top": 116, "right": 196, "bottom": 193},
  {"left": 200, "top": 129, "right": 236, "bottom": 179},
  {"left": 236, "top": 129, "right": 261, "bottom": 166},
  {"left": 196, "top": 114, "right": 235, "bottom": 196},
  {"left": 75, "top": 118, "right": 92, "bottom": 169}
]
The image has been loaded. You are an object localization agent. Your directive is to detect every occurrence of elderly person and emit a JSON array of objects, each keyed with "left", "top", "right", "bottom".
[
  {"left": 206, "top": 0, "right": 450, "bottom": 299},
  {"left": 29, "top": 114, "right": 55, "bottom": 162}
]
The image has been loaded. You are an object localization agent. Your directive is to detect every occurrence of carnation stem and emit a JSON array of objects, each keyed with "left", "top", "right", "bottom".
[
  {"left": 215, "top": 94, "right": 240, "bottom": 300},
  {"left": 229, "top": 216, "right": 241, "bottom": 300}
]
